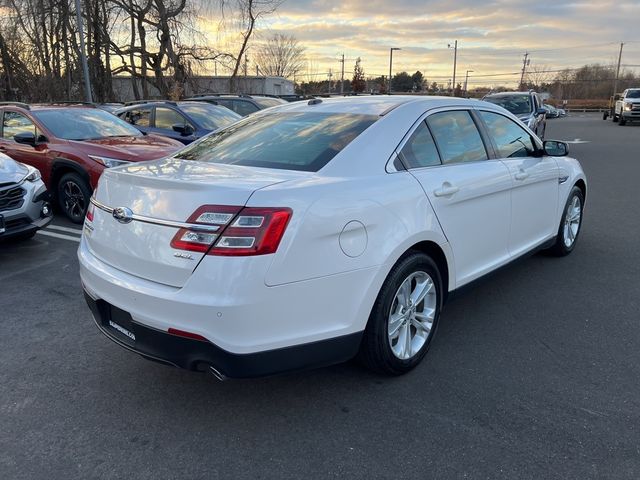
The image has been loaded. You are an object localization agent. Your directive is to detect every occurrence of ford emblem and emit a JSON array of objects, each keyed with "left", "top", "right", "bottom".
[{"left": 112, "top": 206, "right": 134, "bottom": 224}]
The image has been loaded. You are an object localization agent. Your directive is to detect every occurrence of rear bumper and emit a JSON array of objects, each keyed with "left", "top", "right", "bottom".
[{"left": 84, "top": 292, "right": 362, "bottom": 378}]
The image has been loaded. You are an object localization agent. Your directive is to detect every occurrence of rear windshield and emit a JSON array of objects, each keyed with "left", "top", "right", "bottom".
[
  {"left": 173, "top": 112, "right": 378, "bottom": 172},
  {"left": 484, "top": 95, "right": 532, "bottom": 115},
  {"left": 33, "top": 108, "right": 142, "bottom": 140},
  {"left": 180, "top": 103, "right": 241, "bottom": 130}
]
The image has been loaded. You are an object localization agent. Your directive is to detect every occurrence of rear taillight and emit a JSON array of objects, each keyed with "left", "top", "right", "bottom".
[
  {"left": 170, "top": 205, "right": 242, "bottom": 253},
  {"left": 86, "top": 202, "right": 95, "bottom": 222},
  {"left": 170, "top": 205, "right": 292, "bottom": 256}
]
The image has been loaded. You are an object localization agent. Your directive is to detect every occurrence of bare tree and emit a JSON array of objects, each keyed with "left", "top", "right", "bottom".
[
  {"left": 226, "top": 0, "right": 281, "bottom": 92},
  {"left": 254, "top": 33, "right": 305, "bottom": 78}
]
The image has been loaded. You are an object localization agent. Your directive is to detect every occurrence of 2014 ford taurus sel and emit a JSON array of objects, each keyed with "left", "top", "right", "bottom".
[{"left": 79, "top": 96, "right": 586, "bottom": 379}]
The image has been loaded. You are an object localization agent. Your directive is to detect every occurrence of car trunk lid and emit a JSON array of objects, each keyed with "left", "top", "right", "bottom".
[{"left": 84, "top": 159, "right": 306, "bottom": 287}]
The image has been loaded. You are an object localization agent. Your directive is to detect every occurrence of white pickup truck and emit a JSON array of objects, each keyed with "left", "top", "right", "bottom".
[{"left": 614, "top": 88, "right": 640, "bottom": 125}]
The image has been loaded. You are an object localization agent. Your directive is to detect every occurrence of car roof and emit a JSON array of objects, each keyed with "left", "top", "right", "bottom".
[
  {"left": 266, "top": 95, "right": 490, "bottom": 116},
  {"left": 484, "top": 91, "right": 535, "bottom": 97}
]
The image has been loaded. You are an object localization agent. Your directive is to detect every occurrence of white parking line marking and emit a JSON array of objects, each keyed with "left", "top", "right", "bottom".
[
  {"left": 46, "top": 225, "right": 83, "bottom": 235},
  {"left": 37, "top": 230, "right": 81, "bottom": 243}
]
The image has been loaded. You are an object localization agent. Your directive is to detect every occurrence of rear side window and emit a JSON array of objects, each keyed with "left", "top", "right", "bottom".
[
  {"left": 400, "top": 121, "right": 441, "bottom": 169},
  {"left": 155, "top": 107, "right": 189, "bottom": 130},
  {"left": 123, "top": 108, "right": 151, "bottom": 127},
  {"left": 427, "top": 111, "right": 488, "bottom": 164},
  {"left": 174, "top": 112, "right": 378, "bottom": 172},
  {"left": 479, "top": 111, "right": 536, "bottom": 158},
  {"left": 3, "top": 112, "right": 36, "bottom": 140}
]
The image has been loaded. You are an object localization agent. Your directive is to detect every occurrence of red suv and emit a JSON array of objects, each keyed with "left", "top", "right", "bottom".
[{"left": 0, "top": 102, "right": 183, "bottom": 222}]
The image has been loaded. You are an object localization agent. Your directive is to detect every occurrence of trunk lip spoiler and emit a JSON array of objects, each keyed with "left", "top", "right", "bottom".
[{"left": 90, "top": 197, "right": 220, "bottom": 232}]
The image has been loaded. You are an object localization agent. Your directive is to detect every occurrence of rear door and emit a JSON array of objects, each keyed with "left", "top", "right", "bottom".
[
  {"left": 476, "top": 109, "right": 559, "bottom": 257},
  {"left": 401, "top": 109, "right": 512, "bottom": 287}
]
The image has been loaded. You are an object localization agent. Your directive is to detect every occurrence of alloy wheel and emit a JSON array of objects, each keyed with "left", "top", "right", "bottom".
[
  {"left": 63, "top": 180, "right": 87, "bottom": 220},
  {"left": 387, "top": 271, "right": 437, "bottom": 360},
  {"left": 563, "top": 195, "right": 582, "bottom": 248}
]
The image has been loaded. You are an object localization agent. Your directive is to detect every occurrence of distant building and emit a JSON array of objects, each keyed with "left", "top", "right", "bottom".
[{"left": 111, "top": 75, "right": 294, "bottom": 101}]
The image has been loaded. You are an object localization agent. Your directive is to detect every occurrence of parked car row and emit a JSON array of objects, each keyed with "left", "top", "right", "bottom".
[{"left": 0, "top": 102, "right": 183, "bottom": 223}]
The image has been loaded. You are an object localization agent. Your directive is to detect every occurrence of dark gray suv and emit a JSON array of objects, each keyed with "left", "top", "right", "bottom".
[{"left": 483, "top": 91, "right": 547, "bottom": 138}]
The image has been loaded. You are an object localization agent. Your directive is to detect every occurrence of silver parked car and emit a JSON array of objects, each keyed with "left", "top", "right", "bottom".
[{"left": 0, "top": 153, "right": 52, "bottom": 241}]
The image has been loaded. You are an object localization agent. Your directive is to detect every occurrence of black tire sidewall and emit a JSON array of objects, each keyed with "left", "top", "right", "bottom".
[
  {"left": 554, "top": 186, "right": 584, "bottom": 255},
  {"left": 57, "top": 172, "right": 91, "bottom": 223},
  {"left": 365, "top": 252, "right": 443, "bottom": 374}
]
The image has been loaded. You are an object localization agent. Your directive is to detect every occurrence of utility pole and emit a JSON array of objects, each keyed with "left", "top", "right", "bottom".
[
  {"left": 244, "top": 55, "right": 248, "bottom": 77},
  {"left": 74, "top": 0, "right": 92, "bottom": 103},
  {"left": 448, "top": 41, "right": 458, "bottom": 96},
  {"left": 328, "top": 69, "right": 333, "bottom": 94},
  {"left": 519, "top": 52, "right": 530, "bottom": 89},
  {"left": 613, "top": 42, "right": 624, "bottom": 96},
  {"left": 389, "top": 47, "right": 401, "bottom": 95},
  {"left": 464, "top": 70, "right": 474, "bottom": 97},
  {"left": 340, "top": 53, "right": 345, "bottom": 95}
]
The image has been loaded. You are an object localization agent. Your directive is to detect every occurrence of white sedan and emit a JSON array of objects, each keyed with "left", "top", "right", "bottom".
[{"left": 79, "top": 96, "right": 586, "bottom": 379}]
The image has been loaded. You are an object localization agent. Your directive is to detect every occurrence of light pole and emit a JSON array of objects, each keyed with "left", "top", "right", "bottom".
[
  {"left": 74, "top": 0, "right": 92, "bottom": 102},
  {"left": 388, "top": 47, "right": 401, "bottom": 95},
  {"left": 448, "top": 41, "right": 458, "bottom": 96},
  {"left": 464, "top": 70, "right": 474, "bottom": 97}
]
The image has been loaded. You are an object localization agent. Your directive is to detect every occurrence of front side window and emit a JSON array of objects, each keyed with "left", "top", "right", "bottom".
[
  {"left": 155, "top": 107, "right": 189, "bottom": 130},
  {"left": 174, "top": 112, "right": 377, "bottom": 172},
  {"left": 400, "top": 121, "right": 441, "bottom": 169},
  {"left": 427, "top": 111, "right": 488, "bottom": 165},
  {"left": 479, "top": 111, "right": 536, "bottom": 158},
  {"left": 3, "top": 112, "right": 36, "bottom": 140}
]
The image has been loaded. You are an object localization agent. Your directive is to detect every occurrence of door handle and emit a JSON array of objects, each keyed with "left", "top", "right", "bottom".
[
  {"left": 514, "top": 170, "right": 529, "bottom": 181},
  {"left": 433, "top": 183, "right": 460, "bottom": 197}
]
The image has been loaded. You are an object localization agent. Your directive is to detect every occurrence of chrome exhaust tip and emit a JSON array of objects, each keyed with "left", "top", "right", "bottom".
[{"left": 208, "top": 365, "right": 228, "bottom": 382}]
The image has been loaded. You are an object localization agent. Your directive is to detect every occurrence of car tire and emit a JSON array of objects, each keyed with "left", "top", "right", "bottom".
[
  {"left": 547, "top": 186, "right": 584, "bottom": 257},
  {"left": 358, "top": 251, "right": 443, "bottom": 375},
  {"left": 57, "top": 172, "right": 91, "bottom": 223}
]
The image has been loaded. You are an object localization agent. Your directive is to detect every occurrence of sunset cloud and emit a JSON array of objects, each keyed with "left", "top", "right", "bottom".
[{"left": 251, "top": 0, "right": 640, "bottom": 87}]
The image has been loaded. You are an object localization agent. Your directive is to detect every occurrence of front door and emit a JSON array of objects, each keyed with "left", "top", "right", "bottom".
[
  {"left": 476, "top": 109, "right": 559, "bottom": 258},
  {"left": 402, "top": 110, "right": 513, "bottom": 287}
]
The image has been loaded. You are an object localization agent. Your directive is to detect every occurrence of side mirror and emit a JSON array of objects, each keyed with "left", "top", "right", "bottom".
[
  {"left": 172, "top": 124, "right": 194, "bottom": 136},
  {"left": 14, "top": 132, "right": 37, "bottom": 146},
  {"left": 543, "top": 140, "right": 568, "bottom": 157},
  {"left": 536, "top": 107, "right": 547, "bottom": 115}
]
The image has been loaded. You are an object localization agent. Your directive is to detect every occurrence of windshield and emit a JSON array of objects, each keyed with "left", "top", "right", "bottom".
[
  {"left": 626, "top": 90, "right": 640, "bottom": 99},
  {"left": 484, "top": 95, "right": 533, "bottom": 116},
  {"left": 174, "top": 112, "right": 378, "bottom": 172},
  {"left": 253, "top": 98, "right": 286, "bottom": 109},
  {"left": 180, "top": 103, "right": 240, "bottom": 130},
  {"left": 33, "top": 108, "right": 142, "bottom": 140}
]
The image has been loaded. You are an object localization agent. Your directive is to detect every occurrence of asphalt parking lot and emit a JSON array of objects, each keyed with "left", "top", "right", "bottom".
[{"left": 1, "top": 113, "right": 639, "bottom": 479}]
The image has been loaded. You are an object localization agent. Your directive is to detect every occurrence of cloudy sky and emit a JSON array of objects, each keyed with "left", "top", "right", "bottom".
[{"left": 258, "top": 0, "right": 640, "bottom": 87}]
